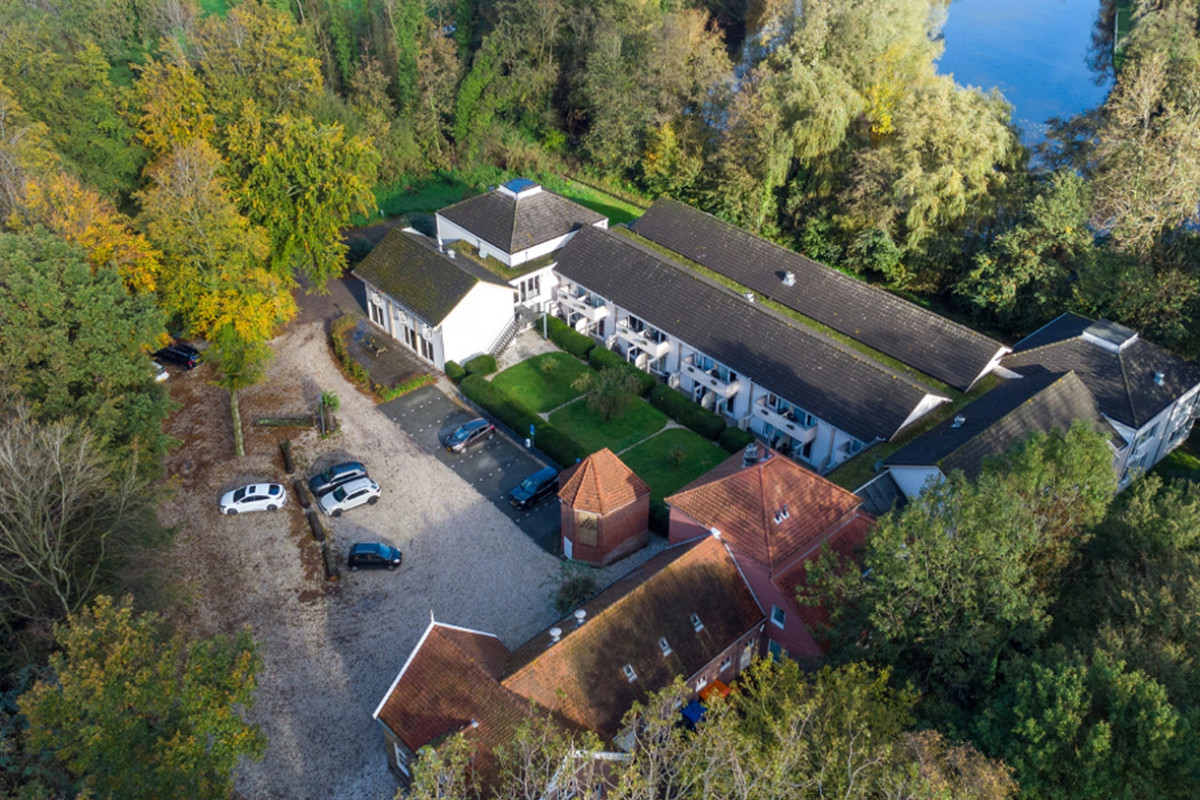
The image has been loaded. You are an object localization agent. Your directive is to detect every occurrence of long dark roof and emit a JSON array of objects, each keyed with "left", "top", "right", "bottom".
[
  {"left": 631, "top": 198, "right": 1007, "bottom": 391},
  {"left": 885, "top": 372, "right": 1110, "bottom": 478},
  {"left": 1004, "top": 313, "right": 1200, "bottom": 429},
  {"left": 353, "top": 229, "right": 480, "bottom": 324},
  {"left": 438, "top": 183, "right": 606, "bottom": 255},
  {"left": 555, "top": 226, "right": 946, "bottom": 442}
]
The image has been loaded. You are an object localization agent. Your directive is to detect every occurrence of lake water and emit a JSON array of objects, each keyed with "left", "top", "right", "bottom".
[{"left": 937, "top": 0, "right": 1112, "bottom": 142}]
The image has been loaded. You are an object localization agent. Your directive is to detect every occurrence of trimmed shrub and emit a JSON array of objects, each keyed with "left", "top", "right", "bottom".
[
  {"left": 541, "top": 315, "right": 595, "bottom": 360},
  {"left": 464, "top": 354, "right": 497, "bottom": 376},
  {"left": 587, "top": 346, "right": 656, "bottom": 396},
  {"left": 444, "top": 361, "right": 467, "bottom": 383},
  {"left": 649, "top": 384, "right": 727, "bottom": 441},
  {"left": 649, "top": 501, "right": 671, "bottom": 535},
  {"left": 718, "top": 426, "right": 756, "bottom": 454},
  {"left": 329, "top": 315, "right": 371, "bottom": 388},
  {"left": 535, "top": 423, "right": 588, "bottom": 468},
  {"left": 460, "top": 375, "right": 534, "bottom": 431},
  {"left": 377, "top": 374, "right": 435, "bottom": 401}
]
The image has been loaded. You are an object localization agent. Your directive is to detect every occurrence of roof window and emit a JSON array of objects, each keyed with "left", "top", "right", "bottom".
[
  {"left": 658, "top": 637, "right": 672, "bottom": 656},
  {"left": 690, "top": 613, "right": 704, "bottom": 632},
  {"left": 623, "top": 664, "right": 637, "bottom": 682}
]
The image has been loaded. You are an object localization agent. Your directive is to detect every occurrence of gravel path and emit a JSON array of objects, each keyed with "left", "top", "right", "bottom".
[{"left": 157, "top": 322, "right": 570, "bottom": 800}]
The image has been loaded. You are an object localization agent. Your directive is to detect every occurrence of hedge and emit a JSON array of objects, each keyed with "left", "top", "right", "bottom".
[
  {"left": 649, "top": 384, "right": 727, "bottom": 441},
  {"left": 534, "top": 422, "right": 588, "bottom": 468},
  {"left": 460, "top": 375, "right": 534, "bottom": 431},
  {"left": 464, "top": 353, "right": 497, "bottom": 376},
  {"left": 444, "top": 361, "right": 467, "bottom": 383},
  {"left": 541, "top": 315, "right": 595, "bottom": 360},
  {"left": 718, "top": 426, "right": 757, "bottom": 454},
  {"left": 587, "top": 346, "right": 655, "bottom": 396},
  {"left": 377, "top": 374, "right": 435, "bottom": 402},
  {"left": 329, "top": 314, "right": 371, "bottom": 388}
]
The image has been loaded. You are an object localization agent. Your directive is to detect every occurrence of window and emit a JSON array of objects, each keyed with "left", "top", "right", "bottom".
[
  {"left": 577, "top": 512, "right": 599, "bottom": 546},
  {"left": 770, "top": 604, "right": 786, "bottom": 629},
  {"left": 690, "top": 613, "right": 704, "bottom": 632},
  {"left": 694, "top": 676, "right": 708, "bottom": 691},
  {"left": 658, "top": 637, "right": 672, "bottom": 656},
  {"left": 623, "top": 664, "right": 637, "bottom": 682},
  {"left": 719, "top": 656, "right": 731, "bottom": 672},
  {"left": 419, "top": 336, "right": 434, "bottom": 361},
  {"left": 370, "top": 299, "right": 385, "bottom": 326},
  {"left": 519, "top": 275, "right": 541, "bottom": 302},
  {"left": 767, "top": 640, "right": 785, "bottom": 662}
]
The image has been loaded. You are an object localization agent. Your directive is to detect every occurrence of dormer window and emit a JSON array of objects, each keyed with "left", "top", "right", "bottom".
[
  {"left": 691, "top": 613, "right": 704, "bottom": 632},
  {"left": 658, "top": 637, "right": 672, "bottom": 656},
  {"left": 623, "top": 664, "right": 637, "bottom": 682}
]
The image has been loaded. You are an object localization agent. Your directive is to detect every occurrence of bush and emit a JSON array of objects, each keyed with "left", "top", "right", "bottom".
[
  {"left": 329, "top": 315, "right": 371, "bottom": 388},
  {"left": 535, "top": 423, "right": 588, "bottom": 468},
  {"left": 649, "top": 500, "right": 671, "bottom": 535},
  {"left": 649, "top": 384, "right": 727, "bottom": 441},
  {"left": 460, "top": 375, "right": 534, "bottom": 431},
  {"left": 541, "top": 315, "right": 595, "bottom": 360},
  {"left": 587, "top": 347, "right": 655, "bottom": 396},
  {"left": 444, "top": 361, "right": 467, "bottom": 383},
  {"left": 377, "top": 374, "right": 435, "bottom": 401},
  {"left": 464, "top": 354, "right": 497, "bottom": 376},
  {"left": 718, "top": 426, "right": 756, "bottom": 454}
]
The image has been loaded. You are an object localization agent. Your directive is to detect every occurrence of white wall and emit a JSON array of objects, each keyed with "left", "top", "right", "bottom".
[
  {"left": 437, "top": 216, "right": 608, "bottom": 268},
  {"left": 888, "top": 466, "right": 945, "bottom": 499},
  {"left": 440, "top": 282, "right": 516, "bottom": 367}
]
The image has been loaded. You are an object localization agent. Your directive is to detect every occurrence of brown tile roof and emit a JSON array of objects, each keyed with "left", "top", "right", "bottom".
[
  {"left": 666, "top": 444, "right": 866, "bottom": 574},
  {"left": 373, "top": 623, "right": 532, "bottom": 784},
  {"left": 557, "top": 448, "right": 649, "bottom": 514},
  {"left": 778, "top": 512, "right": 871, "bottom": 653},
  {"left": 502, "top": 536, "right": 763, "bottom": 738}
]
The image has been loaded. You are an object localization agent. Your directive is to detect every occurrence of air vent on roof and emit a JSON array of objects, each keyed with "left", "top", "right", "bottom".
[
  {"left": 742, "top": 443, "right": 761, "bottom": 467},
  {"left": 952, "top": 415, "right": 966, "bottom": 428},
  {"left": 743, "top": 291, "right": 755, "bottom": 302},
  {"left": 548, "top": 627, "right": 562, "bottom": 645},
  {"left": 782, "top": 271, "right": 796, "bottom": 287},
  {"left": 1154, "top": 372, "right": 1165, "bottom": 386},
  {"left": 469, "top": 718, "right": 479, "bottom": 729},
  {"left": 709, "top": 527, "right": 722, "bottom": 540},
  {"left": 574, "top": 609, "right": 587, "bottom": 627},
  {"left": 447, "top": 249, "right": 457, "bottom": 259},
  {"left": 690, "top": 613, "right": 704, "bottom": 632}
]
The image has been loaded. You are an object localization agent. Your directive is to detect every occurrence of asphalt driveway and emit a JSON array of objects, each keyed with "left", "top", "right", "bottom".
[{"left": 380, "top": 384, "right": 562, "bottom": 553}]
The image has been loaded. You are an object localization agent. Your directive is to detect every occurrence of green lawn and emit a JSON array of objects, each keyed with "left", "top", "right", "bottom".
[
  {"left": 549, "top": 397, "right": 668, "bottom": 455},
  {"left": 1152, "top": 448, "right": 1200, "bottom": 483},
  {"left": 490, "top": 353, "right": 590, "bottom": 413},
  {"left": 621, "top": 428, "right": 729, "bottom": 501}
]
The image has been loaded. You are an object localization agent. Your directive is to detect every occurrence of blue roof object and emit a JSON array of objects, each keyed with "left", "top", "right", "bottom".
[{"left": 502, "top": 178, "right": 538, "bottom": 193}]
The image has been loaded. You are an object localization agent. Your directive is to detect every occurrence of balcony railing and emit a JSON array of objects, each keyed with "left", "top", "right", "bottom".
[
  {"left": 557, "top": 289, "right": 609, "bottom": 323},
  {"left": 753, "top": 398, "right": 817, "bottom": 445},
  {"left": 613, "top": 321, "right": 671, "bottom": 359},
  {"left": 680, "top": 356, "right": 739, "bottom": 398}
]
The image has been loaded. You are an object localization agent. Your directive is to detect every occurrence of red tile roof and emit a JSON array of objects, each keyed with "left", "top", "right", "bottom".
[
  {"left": 666, "top": 445, "right": 865, "bottom": 574},
  {"left": 557, "top": 448, "right": 649, "bottom": 514},
  {"left": 503, "top": 535, "right": 763, "bottom": 737}
]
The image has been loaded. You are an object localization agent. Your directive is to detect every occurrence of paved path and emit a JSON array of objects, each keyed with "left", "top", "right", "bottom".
[{"left": 380, "top": 385, "right": 563, "bottom": 554}]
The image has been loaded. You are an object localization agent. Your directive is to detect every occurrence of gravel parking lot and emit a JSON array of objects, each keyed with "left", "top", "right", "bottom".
[{"left": 155, "top": 320, "right": 661, "bottom": 800}]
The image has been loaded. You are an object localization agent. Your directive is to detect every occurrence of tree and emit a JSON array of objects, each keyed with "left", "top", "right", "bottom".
[
  {"left": 0, "top": 229, "right": 171, "bottom": 461},
  {"left": 226, "top": 107, "right": 379, "bottom": 288},
  {"left": 573, "top": 367, "right": 640, "bottom": 421},
  {"left": 804, "top": 424, "right": 1114, "bottom": 704},
  {"left": 19, "top": 595, "right": 266, "bottom": 800},
  {"left": 0, "top": 403, "right": 161, "bottom": 628}
]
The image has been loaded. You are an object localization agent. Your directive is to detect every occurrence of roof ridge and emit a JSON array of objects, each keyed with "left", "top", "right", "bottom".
[
  {"left": 1116, "top": 350, "right": 1140, "bottom": 427},
  {"left": 754, "top": 463, "right": 774, "bottom": 567},
  {"left": 602, "top": 228, "right": 943, "bottom": 396},
  {"left": 937, "top": 372, "right": 1071, "bottom": 463}
]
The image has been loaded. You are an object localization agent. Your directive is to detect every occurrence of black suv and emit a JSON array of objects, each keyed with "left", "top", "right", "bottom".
[
  {"left": 155, "top": 342, "right": 201, "bottom": 370},
  {"left": 347, "top": 542, "right": 403, "bottom": 571},
  {"left": 308, "top": 461, "right": 368, "bottom": 497},
  {"left": 443, "top": 418, "right": 495, "bottom": 453},
  {"left": 508, "top": 466, "right": 560, "bottom": 511}
]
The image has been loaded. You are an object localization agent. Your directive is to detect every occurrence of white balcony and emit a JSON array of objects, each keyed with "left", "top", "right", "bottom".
[
  {"left": 613, "top": 321, "right": 671, "bottom": 360},
  {"left": 558, "top": 289, "right": 609, "bottom": 323},
  {"left": 681, "top": 357, "right": 740, "bottom": 399},
  {"left": 752, "top": 398, "right": 817, "bottom": 445}
]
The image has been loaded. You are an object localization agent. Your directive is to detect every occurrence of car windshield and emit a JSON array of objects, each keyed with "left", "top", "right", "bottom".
[
  {"left": 331, "top": 485, "right": 348, "bottom": 502},
  {"left": 268, "top": 485, "right": 281, "bottom": 495},
  {"left": 233, "top": 487, "right": 248, "bottom": 501},
  {"left": 521, "top": 477, "right": 539, "bottom": 491}
]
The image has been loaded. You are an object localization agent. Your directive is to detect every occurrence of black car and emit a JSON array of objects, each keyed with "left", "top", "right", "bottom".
[
  {"left": 347, "top": 542, "right": 403, "bottom": 571},
  {"left": 443, "top": 418, "right": 495, "bottom": 452},
  {"left": 308, "top": 461, "right": 368, "bottom": 497},
  {"left": 155, "top": 342, "right": 201, "bottom": 370},
  {"left": 508, "top": 466, "right": 560, "bottom": 511}
]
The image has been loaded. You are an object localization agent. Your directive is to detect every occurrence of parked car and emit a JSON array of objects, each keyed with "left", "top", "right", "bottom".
[
  {"left": 219, "top": 483, "right": 287, "bottom": 515},
  {"left": 155, "top": 342, "right": 201, "bottom": 370},
  {"left": 318, "top": 477, "right": 381, "bottom": 517},
  {"left": 307, "top": 461, "right": 368, "bottom": 497},
  {"left": 508, "top": 466, "right": 560, "bottom": 511},
  {"left": 152, "top": 362, "right": 169, "bottom": 382},
  {"left": 347, "top": 542, "right": 403, "bottom": 571},
  {"left": 442, "top": 418, "right": 495, "bottom": 452}
]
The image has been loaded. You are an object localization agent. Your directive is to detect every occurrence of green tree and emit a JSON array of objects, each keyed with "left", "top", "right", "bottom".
[
  {"left": 19, "top": 595, "right": 266, "bottom": 800},
  {"left": 573, "top": 367, "right": 640, "bottom": 421},
  {"left": 0, "top": 229, "right": 171, "bottom": 461}
]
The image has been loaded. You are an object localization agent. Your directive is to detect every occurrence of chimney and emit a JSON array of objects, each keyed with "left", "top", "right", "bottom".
[
  {"left": 952, "top": 414, "right": 966, "bottom": 428},
  {"left": 574, "top": 609, "right": 587, "bottom": 627},
  {"left": 1154, "top": 372, "right": 1165, "bottom": 386},
  {"left": 782, "top": 271, "right": 796, "bottom": 287},
  {"left": 548, "top": 626, "right": 562, "bottom": 645},
  {"left": 742, "top": 442, "right": 761, "bottom": 467},
  {"left": 469, "top": 719, "right": 479, "bottom": 729}
]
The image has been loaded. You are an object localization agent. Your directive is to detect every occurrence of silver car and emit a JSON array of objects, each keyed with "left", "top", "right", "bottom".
[{"left": 317, "top": 477, "right": 381, "bottom": 517}]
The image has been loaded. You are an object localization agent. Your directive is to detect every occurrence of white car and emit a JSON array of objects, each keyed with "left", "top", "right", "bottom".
[
  {"left": 153, "top": 362, "right": 169, "bottom": 382},
  {"left": 219, "top": 483, "right": 287, "bottom": 515},
  {"left": 318, "top": 477, "right": 381, "bottom": 517}
]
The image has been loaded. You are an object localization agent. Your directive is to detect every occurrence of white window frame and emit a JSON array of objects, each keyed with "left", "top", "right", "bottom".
[{"left": 770, "top": 604, "right": 786, "bottom": 629}]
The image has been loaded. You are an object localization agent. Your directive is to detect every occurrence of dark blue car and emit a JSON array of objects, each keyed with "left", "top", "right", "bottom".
[
  {"left": 508, "top": 466, "right": 559, "bottom": 511},
  {"left": 347, "top": 542, "right": 403, "bottom": 571}
]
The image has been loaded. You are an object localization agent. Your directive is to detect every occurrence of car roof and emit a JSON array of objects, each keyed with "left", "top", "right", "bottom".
[
  {"left": 351, "top": 542, "right": 394, "bottom": 556},
  {"left": 460, "top": 418, "right": 489, "bottom": 431},
  {"left": 324, "top": 461, "right": 365, "bottom": 474},
  {"left": 339, "top": 477, "right": 377, "bottom": 491},
  {"left": 529, "top": 466, "right": 558, "bottom": 481}
]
